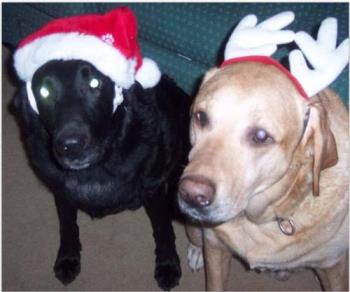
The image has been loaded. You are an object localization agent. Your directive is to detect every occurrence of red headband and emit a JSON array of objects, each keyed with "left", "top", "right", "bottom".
[{"left": 221, "top": 56, "right": 309, "bottom": 100}]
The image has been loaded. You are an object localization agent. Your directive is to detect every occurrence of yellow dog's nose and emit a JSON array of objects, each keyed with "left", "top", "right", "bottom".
[{"left": 179, "top": 175, "right": 215, "bottom": 208}]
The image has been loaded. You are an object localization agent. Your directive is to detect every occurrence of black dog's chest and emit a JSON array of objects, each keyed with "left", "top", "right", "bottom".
[
  {"left": 62, "top": 168, "right": 151, "bottom": 216},
  {"left": 15, "top": 73, "right": 190, "bottom": 219}
]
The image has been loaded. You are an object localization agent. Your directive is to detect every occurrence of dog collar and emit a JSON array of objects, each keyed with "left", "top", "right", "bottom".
[
  {"left": 276, "top": 216, "right": 296, "bottom": 236},
  {"left": 221, "top": 56, "right": 309, "bottom": 100}
]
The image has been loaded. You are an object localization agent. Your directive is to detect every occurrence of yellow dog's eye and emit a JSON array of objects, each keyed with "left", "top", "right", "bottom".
[
  {"left": 252, "top": 128, "right": 274, "bottom": 145},
  {"left": 39, "top": 85, "right": 50, "bottom": 99},
  {"left": 194, "top": 110, "right": 209, "bottom": 128},
  {"left": 89, "top": 77, "right": 101, "bottom": 89}
]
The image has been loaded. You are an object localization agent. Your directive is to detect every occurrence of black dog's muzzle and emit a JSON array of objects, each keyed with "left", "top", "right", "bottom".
[{"left": 53, "top": 121, "right": 93, "bottom": 170}]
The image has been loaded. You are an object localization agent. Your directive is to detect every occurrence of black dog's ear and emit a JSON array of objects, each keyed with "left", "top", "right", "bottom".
[
  {"left": 9, "top": 86, "right": 35, "bottom": 127},
  {"left": 9, "top": 86, "right": 25, "bottom": 115},
  {"left": 122, "top": 81, "right": 155, "bottom": 108},
  {"left": 123, "top": 81, "right": 145, "bottom": 100}
]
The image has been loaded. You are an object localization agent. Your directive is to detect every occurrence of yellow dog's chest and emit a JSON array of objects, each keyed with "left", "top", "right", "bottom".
[{"left": 211, "top": 207, "right": 348, "bottom": 270}]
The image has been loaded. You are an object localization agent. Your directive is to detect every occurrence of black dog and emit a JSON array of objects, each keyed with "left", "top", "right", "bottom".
[{"left": 11, "top": 59, "right": 191, "bottom": 290}]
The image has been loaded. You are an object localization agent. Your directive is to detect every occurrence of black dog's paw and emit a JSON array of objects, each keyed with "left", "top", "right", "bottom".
[
  {"left": 155, "top": 258, "right": 182, "bottom": 291},
  {"left": 54, "top": 255, "right": 81, "bottom": 285}
]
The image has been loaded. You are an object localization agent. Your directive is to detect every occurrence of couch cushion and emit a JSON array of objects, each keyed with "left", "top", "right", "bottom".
[{"left": 2, "top": 3, "right": 348, "bottom": 100}]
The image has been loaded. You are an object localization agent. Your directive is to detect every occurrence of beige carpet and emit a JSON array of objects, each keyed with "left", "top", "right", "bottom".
[{"left": 2, "top": 45, "right": 321, "bottom": 291}]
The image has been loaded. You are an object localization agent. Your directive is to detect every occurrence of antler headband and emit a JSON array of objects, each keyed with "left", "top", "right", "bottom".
[{"left": 222, "top": 11, "right": 349, "bottom": 99}]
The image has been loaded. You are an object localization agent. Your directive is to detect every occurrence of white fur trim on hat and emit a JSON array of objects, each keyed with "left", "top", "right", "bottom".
[
  {"left": 135, "top": 58, "right": 161, "bottom": 89},
  {"left": 26, "top": 82, "right": 39, "bottom": 114},
  {"left": 14, "top": 33, "right": 137, "bottom": 89},
  {"left": 113, "top": 85, "right": 124, "bottom": 112}
]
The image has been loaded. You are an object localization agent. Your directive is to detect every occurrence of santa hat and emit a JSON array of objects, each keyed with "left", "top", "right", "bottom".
[{"left": 14, "top": 7, "right": 161, "bottom": 113}]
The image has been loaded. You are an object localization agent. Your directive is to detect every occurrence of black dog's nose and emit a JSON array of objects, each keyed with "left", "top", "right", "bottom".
[
  {"left": 179, "top": 175, "right": 215, "bottom": 208},
  {"left": 55, "top": 136, "right": 86, "bottom": 156},
  {"left": 54, "top": 126, "right": 90, "bottom": 158}
]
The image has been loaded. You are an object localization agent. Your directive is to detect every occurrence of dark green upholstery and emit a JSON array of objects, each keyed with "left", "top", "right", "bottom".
[{"left": 2, "top": 3, "right": 349, "bottom": 104}]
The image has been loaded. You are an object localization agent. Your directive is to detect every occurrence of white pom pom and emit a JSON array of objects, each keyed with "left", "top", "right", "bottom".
[{"left": 135, "top": 58, "right": 161, "bottom": 89}]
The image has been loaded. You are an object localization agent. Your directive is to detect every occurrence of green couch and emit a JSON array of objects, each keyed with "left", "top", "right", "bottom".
[{"left": 2, "top": 3, "right": 349, "bottom": 104}]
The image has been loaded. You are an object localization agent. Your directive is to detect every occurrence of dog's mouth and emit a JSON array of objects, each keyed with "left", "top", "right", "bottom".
[
  {"left": 59, "top": 158, "right": 92, "bottom": 170},
  {"left": 178, "top": 191, "right": 245, "bottom": 226},
  {"left": 178, "top": 196, "right": 230, "bottom": 225},
  {"left": 53, "top": 146, "right": 102, "bottom": 171},
  {"left": 55, "top": 155, "right": 93, "bottom": 171},
  {"left": 52, "top": 127, "right": 108, "bottom": 171}
]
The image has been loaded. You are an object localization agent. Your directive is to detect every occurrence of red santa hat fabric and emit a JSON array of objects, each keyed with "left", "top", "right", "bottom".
[{"left": 14, "top": 7, "right": 161, "bottom": 89}]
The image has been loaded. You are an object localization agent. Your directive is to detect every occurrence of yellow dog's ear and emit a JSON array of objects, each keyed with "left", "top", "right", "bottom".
[
  {"left": 301, "top": 102, "right": 338, "bottom": 196},
  {"left": 201, "top": 67, "right": 220, "bottom": 86}
]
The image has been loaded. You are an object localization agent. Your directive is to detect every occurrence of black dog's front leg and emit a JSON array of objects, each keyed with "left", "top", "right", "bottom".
[
  {"left": 144, "top": 187, "right": 181, "bottom": 290},
  {"left": 53, "top": 194, "right": 81, "bottom": 285}
]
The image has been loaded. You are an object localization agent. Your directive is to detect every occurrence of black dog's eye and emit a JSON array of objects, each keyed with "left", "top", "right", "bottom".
[
  {"left": 89, "top": 77, "right": 101, "bottom": 89},
  {"left": 38, "top": 80, "right": 54, "bottom": 100},
  {"left": 39, "top": 84, "right": 50, "bottom": 99},
  {"left": 251, "top": 128, "right": 274, "bottom": 145},
  {"left": 194, "top": 110, "right": 209, "bottom": 128}
]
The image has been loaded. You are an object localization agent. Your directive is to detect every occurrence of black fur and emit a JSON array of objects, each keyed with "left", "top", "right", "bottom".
[{"left": 11, "top": 59, "right": 191, "bottom": 290}]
